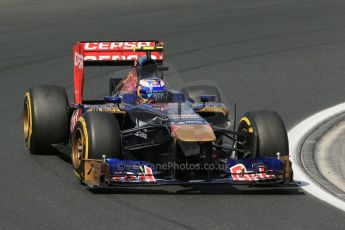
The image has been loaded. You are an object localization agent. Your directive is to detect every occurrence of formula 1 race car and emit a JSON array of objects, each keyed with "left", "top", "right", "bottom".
[{"left": 23, "top": 40, "right": 293, "bottom": 188}]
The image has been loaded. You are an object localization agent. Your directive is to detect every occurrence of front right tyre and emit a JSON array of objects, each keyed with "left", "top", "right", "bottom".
[{"left": 237, "top": 110, "right": 289, "bottom": 158}]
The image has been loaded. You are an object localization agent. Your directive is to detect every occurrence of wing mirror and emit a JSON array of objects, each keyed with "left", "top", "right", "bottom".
[
  {"left": 200, "top": 95, "right": 216, "bottom": 109},
  {"left": 200, "top": 95, "right": 216, "bottom": 103}
]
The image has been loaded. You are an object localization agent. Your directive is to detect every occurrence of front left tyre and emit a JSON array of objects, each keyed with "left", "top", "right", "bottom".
[
  {"left": 71, "top": 112, "right": 122, "bottom": 181},
  {"left": 24, "top": 85, "right": 69, "bottom": 154}
]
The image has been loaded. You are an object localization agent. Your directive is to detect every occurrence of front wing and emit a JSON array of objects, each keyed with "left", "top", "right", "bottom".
[{"left": 83, "top": 156, "right": 293, "bottom": 188}]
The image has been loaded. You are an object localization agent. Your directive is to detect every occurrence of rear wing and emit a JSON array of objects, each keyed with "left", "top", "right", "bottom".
[{"left": 73, "top": 40, "right": 164, "bottom": 104}]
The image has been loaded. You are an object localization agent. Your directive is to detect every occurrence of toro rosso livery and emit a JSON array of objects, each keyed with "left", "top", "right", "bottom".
[{"left": 23, "top": 40, "right": 293, "bottom": 188}]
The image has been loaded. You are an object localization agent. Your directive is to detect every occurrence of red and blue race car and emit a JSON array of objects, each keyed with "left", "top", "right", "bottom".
[{"left": 23, "top": 40, "right": 293, "bottom": 188}]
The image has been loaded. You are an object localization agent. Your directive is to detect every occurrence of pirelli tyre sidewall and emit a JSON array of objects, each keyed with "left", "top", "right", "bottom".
[
  {"left": 238, "top": 110, "right": 289, "bottom": 158},
  {"left": 24, "top": 85, "right": 69, "bottom": 154},
  {"left": 72, "top": 112, "right": 121, "bottom": 181}
]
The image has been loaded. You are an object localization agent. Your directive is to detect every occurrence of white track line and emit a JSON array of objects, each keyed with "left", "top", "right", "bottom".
[{"left": 289, "top": 102, "right": 345, "bottom": 212}]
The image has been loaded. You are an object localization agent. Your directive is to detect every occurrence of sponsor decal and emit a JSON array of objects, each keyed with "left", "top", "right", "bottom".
[
  {"left": 70, "top": 110, "right": 81, "bottom": 133},
  {"left": 81, "top": 42, "right": 163, "bottom": 61},
  {"left": 74, "top": 52, "right": 84, "bottom": 69},
  {"left": 175, "top": 120, "right": 205, "bottom": 125},
  {"left": 83, "top": 42, "right": 154, "bottom": 50},
  {"left": 87, "top": 107, "right": 122, "bottom": 113},
  {"left": 84, "top": 54, "right": 159, "bottom": 61},
  {"left": 171, "top": 114, "right": 200, "bottom": 119},
  {"left": 135, "top": 129, "right": 148, "bottom": 139},
  {"left": 200, "top": 106, "right": 226, "bottom": 112},
  {"left": 140, "top": 165, "right": 156, "bottom": 182},
  {"left": 229, "top": 163, "right": 275, "bottom": 181},
  {"left": 112, "top": 165, "right": 156, "bottom": 183}
]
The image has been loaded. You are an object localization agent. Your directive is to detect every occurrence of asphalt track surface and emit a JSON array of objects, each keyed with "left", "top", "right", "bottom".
[{"left": 1, "top": 0, "right": 345, "bottom": 229}]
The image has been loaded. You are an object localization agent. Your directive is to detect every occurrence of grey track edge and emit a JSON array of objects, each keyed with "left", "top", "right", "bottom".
[{"left": 300, "top": 113, "right": 345, "bottom": 200}]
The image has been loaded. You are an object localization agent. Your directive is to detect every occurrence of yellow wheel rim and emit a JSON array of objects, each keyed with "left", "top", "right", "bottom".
[{"left": 24, "top": 92, "right": 33, "bottom": 147}]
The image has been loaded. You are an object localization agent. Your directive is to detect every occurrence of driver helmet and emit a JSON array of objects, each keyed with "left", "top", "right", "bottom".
[{"left": 137, "top": 77, "right": 166, "bottom": 103}]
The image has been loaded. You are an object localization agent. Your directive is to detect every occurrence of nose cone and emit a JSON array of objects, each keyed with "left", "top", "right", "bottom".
[{"left": 171, "top": 124, "right": 216, "bottom": 142}]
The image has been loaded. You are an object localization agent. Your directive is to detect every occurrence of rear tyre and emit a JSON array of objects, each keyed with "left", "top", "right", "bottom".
[
  {"left": 237, "top": 110, "right": 288, "bottom": 158},
  {"left": 71, "top": 112, "right": 121, "bottom": 181},
  {"left": 24, "top": 85, "right": 69, "bottom": 154}
]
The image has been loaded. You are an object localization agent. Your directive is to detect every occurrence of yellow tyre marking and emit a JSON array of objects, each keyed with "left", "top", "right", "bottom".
[
  {"left": 240, "top": 116, "right": 254, "bottom": 133},
  {"left": 240, "top": 117, "right": 251, "bottom": 126},
  {"left": 78, "top": 116, "right": 89, "bottom": 160},
  {"left": 25, "top": 92, "right": 33, "bottom": 148}
]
